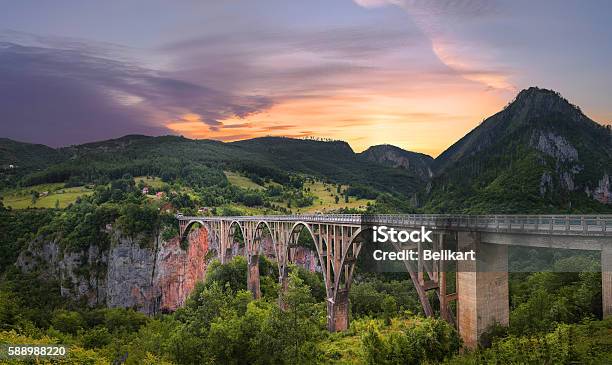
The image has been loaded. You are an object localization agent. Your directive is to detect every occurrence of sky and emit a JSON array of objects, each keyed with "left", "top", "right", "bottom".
[{"left": 1, "top": 0, "right": 611, "bottom": 157}]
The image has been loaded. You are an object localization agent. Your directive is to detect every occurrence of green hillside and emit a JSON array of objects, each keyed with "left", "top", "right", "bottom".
[
  {"left": 224, "top": 170, "right": 266, "bottom": 191},
  {"left": 223, "top": 171, "right": 374, "bottom": 214},
  {"left": 1, "top": 183, "right": 93, "bottom": 209},
  {"left": 0, "top": 135, "right": 423, "bottom": 202},
  {"left": 231, "top": 137, "right": 422, "bottom": 196},
  {"left": 0, "top": 138, "right": 63, "bottom": 169}
]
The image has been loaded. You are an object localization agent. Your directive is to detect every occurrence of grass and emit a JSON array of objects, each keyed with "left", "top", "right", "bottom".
[
  {"left": 218, "top": 203, "right": 277, "bottom": 216},
  {"left": 224, "top": 171, "right": 266, "bottom": 190},
  {"left": 216, "top": 172, "right": 373, "bottom": 214},
  {"left": 296, "top": 181, "right": 374, "bottom": 214},
  {"left": 321, "top": 331, "right": 363, "bottom": 364},
  {"left": 1, "top": 184, "right": 93, "bottom": 209},
  {"left": 134, "top": 176, "right": 166, "bottom": 189}
]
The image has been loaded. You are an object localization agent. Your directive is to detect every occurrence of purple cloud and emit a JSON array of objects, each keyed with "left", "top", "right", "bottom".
[{"left": 0, "top": 37, "right": 273, "bottom": 146}]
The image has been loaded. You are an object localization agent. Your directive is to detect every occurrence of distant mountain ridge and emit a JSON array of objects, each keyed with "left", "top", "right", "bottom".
[
  {"left": 0, "top": 135, "right": 424, "bottom": 198},
  {"left": 434, "top": 87, "right": 602, "bottom": 173},
  {"left": 0, "top": 138, "right": 63, "bottom": 169}
]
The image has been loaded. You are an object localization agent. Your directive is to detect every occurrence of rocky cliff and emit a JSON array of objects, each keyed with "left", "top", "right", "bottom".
[
  {"left": 17, "top": 226, "right": 215, "bottom": 315},
  {"left": 154, "top": 229, "right": 210, "bottom": 312}
]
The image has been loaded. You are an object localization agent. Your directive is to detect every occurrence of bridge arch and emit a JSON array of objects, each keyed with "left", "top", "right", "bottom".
[
  {"left": 180, "top": 219, "right": 204, "bottom": 241},
  {"left": 228, "top": 220, "right": 245, "bottom": 237},
  {"left": 225, "top": 220, "right": 247, "bottom": 260},
  {"left": 253, "top": 220, "right": 275, "bottom": 254},
  {"left": 180, "top": 220, "right": 437, "bottom": 327},
  {"left": 180, "top": 220, "right": 221, "bottom": 246},
  {"left": 288, "top": 221, "right": 317, "bottom": 245},
  {"left": 177, "top": 219, "right": 222, "bottom": 271},
  {"left": 334, "top": 226, "right": 367, "bottom": 294},
  {"left": 287, "top": 222, "right": 328, "bottom": 281},
  {"left": 285, "top": 221, "right": 363, "bottom": 331}
]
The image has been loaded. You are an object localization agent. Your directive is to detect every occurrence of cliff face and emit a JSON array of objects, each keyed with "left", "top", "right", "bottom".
[
  {"left": 293, "top": 247, "right": 320, "bottom": 272},
  {"left": 17, "top": 238, "right": 108, "bottom": 307},
  {"left": 17, "top": 226, "right": 215, "bottom": 315},
  {"left": 105, "top": 236, "right": 158, "bottom": 313},
  {"left": 154, "top": 228, "right": 209, "bottom": 312}
]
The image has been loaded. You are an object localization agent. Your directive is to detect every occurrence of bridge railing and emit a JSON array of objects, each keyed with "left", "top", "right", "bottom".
[{"left": 178, "top": 214, "right": 612, "bottom": 236}]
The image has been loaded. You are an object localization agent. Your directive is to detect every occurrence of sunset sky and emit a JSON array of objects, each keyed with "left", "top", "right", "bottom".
[{"left": 1, "top": 1, "right": 611, "bottom": 157}]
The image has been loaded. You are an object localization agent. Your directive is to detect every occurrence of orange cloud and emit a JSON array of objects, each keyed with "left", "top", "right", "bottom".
[
  {"left": 162, "top": 2, "right": 516, "bottom": 157},
  {"left": 165, "top": 82, "right": 508, "bottom": 157}
]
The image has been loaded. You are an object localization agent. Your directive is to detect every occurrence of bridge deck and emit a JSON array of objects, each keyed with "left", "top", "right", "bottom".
[{"left": 179, "top": 214, "right": 612, "bottom": 236}]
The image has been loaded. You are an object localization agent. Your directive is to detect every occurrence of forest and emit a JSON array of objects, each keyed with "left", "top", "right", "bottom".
[{"left": 1, "top": 162, "right": 611, "bottom": 364}]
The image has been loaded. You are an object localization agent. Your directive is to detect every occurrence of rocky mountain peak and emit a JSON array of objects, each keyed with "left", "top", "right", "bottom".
[{"left": 502, "top": 87, "right": 584, "bottom": 124}]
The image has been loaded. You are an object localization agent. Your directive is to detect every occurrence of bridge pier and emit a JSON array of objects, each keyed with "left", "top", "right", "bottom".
[
  {"left": 328, "top": 289, "right": 350, "bottom": 332},
  {"left": 456, "top": 232, "right": 509, "bottom": 349},
  {"left": 603, "top": 244, "right": 612, "bottom": 318},
  {"left": 278, "top": 267, "right": 289, "bottom": 310},
  {"left": 247, "top": 254, "right": 262, "bottom": 299}
]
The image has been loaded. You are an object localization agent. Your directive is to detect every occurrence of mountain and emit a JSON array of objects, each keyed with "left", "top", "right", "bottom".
[
  {"left": 231, "top": 137, "right": 422, "bottom": 195},
  {"left": 3, "top": 87, "right": 610, "bottom": 213},
  {"left": 358, "top": 144, "right": 434, "bottom": 181},
  {"left": 0, "top": 138, "right": 63, "bottom": 169},
  {"left": 426, "top": 87, "right": 612, "bottom": 213},
  {"left": 0, "top": 135, "right": 424, "bottom": 198}
]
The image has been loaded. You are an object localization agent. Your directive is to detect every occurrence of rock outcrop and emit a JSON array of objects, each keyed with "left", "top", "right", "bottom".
[
  {"left": 17, "top": 238, "right": 108, "bottom": 307},
  {"left": 16, "top": 221, "right": 325, "bottom": 316},
  {"left": 106, "top": 236, "right": 157, "bottom": 313},
  {"left": 154, "top": 228, "right": 210, "bottom": 312},
  {"left": 359, "top": 144, "right": 434, "bottom": 180},
  {"left": 533, "top": 131, "right": 578, "bottom": 162},
  {"left": 593, "top": 173, "right": 611, "bottom": 204}
]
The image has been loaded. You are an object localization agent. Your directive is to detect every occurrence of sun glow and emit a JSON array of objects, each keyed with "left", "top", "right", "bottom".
[{"left": 165, "top": 86, "right": 507, "bottom": 156}]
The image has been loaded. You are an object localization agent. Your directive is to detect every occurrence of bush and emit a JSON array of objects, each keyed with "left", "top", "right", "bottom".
[
  {"left": 361, "top": 318, "right": 461, "bottom": 364},
  {"left": 0, "top": 330, "right": 109, "bottom": 364},
  {"left": 103, "top": 308, "right": 148, "bottom": 333},
  {"left": 80, "top": 326, "right": 112, "bottom": 349},
  {"left": 204, "top": 257, "right": 248, "bottom": 293},
  {"left": 350, "top": 282, "right": 388, "bottom": 317},
  {"left": 50, "top": 310, "right": 85, "bottom": 335},
  {"left": 241, "top": 193, "right": 264, "bottom": 207}
]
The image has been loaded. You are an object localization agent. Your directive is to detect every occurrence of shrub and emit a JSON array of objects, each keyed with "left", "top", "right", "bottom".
[
  {"left": 50, "top": 310, "right": 85, "bottom": 335},
  {"left": 361, "top": 318, "right": 461, "bottom": 364}
]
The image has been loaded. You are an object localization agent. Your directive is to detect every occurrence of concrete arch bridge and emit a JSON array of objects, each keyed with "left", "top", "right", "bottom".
[{"left": 178, "top": 214, "right": 612, "bottom": 348}]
